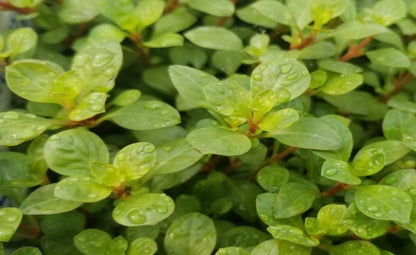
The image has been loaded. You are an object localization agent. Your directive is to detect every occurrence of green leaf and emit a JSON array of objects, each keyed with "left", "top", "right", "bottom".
[
  {"left": 273, "top": 182, "right": 319, "bottom": 218},
  {"left": 184, "top": 26, "right": 243, "bottom": 51},
  {"left": 113, "top": 193, "right": 174, "bottom": 226},
  {"left": 153, "top": 138, "right": 203, "bottom": 175},
  {"left": 382, "top": 109, "right": 416, "bottom": 141},
  {"left": 321, "top": 159, "right": 361, "bottom": 185},
  {"left": 256, "top": 193, "right": 302, "bottom": 227},
  {"left": 380, "top": 169, "right": 416, "bottom": 191},
  {"left": 342, "top": 203, "right": 390, "bottom": 239},
  {"left": 329, "top": 241, "right": 380, "bottom": 255},
  {"left": 368, "top": 0, "right": 407, "bottom": 26},
  {"left": 99, "top": 0, "right": 138, "bottom": 32},
  {"left": 11, "top": 247, "right": 42, "bottom": 255},
  {"left": 0, "top": 111, "right": 55, "bottom": 146},
  {"left": 109, "top": 89, "right": 141, "bottom": 107},
  {"left": 0, "top": 207, "right": 23, "bottom": 242},
  {"left": 107, "top": 236, "right": 128, "bottom": 255},
  {"left": 354, "top": 185, "right": 412, "bottom": 223},
  {"left": 127, "top": 237, "right": 158, "bottom": 255},
  {"left": 299, "top": 41, "right": 337, "bottom": 60},
  {"left": 256, "top": 164, "right": 290, "bottom": 192},
  {"left": 252, "top": 0, "right": 293, "bottom": 25},
  {"left": 226, "top": 178, "right": 262, "bottom": 222},
  {"left": 40, "top": 211, "right": 86, "bottom": 235},
  {"left": 317, "top": 204, "right": 348, "bottom": 235},
  {"left": 251, "top": 239, "right": 311, "bottom": 255},
  {"left": 326, "top": 21, "right": 388, "bottom": 39},
  {"left": 0, "top": 152, "right": 41, "bottom": 188},
  {"left": 135, "top": 0, "right": 165, "bottom": 32},
  {"left": 318, "top": 60, "right": 363, "bottom": 75},
  {"left": 90, "top": 162, "right": 124, "bottom": 187},
  {"left": 9, "top": 0, "right": 42, "bottom": 7},
  {"left": 187, "top": 0, "right": 234, "bottom": 17},
  {"left": 310, "top": 0, "right": 347, "bottom": 27},
  {"left": 215, "top": 247, "right": 249, "bottom": 255},
  {"left": 69, "top": 92, "right": 107, "bottom": 121},
  {"left": 20, "top": 184, "right": 82, "bottom": 215},
  {"left": 113, "top": 142, "right": 156, "bottom": 180},
  {"left": 168, "top": 65, "right": 219, "bottom": 107},
  {"left": 320, "top": 73, "right": 363, "bottom": 95},
  {"left": 164, "top": 212, "right": 216, "bottom": 255},
  {"left": 58, "top": 0, "right": 99, "bottom": 24},
  {"left": 211, "top": 50, "right": 244, "bottom": 75},
  {"left": 111, "top": 100, "right": 180, "bottom": 130},
  {"left": 153, "top": 8, "right": 196, "bottom": 37},
  {"left": 7, "top": 27, "right": 37, "bottom": 59},
  {"left": 44, "top": 128, "right": 109, "bottom": 176},
  {"left": 88, "top": 24, "right": 127, "bottom": 43},
  {"left": 187, "top": 127, "right": 251, "bottom": 156},
  {"left": 236, "top": 5, "right": 277, "bottom": 29},
  {"left": 286, "top": 0, "right": 312, "bottom": 29},
  {"left": 54, "top": 175, "right": 112, "bottom": 202},
  {"left": 366, "top": 48, "right": 410, "bottom": 68},
  {"left": 144, "top": 33, "right": 184, "bottom": 48},
  {"left": 258, "top": 108, "right": 299, "bottom": 132},
  {"left": 267, "top": 117, "right": 344, "bottom": 150},
  {"left": 74, "top": 228, "right": 111, "bottom": 255},
  {"left": 267, "top": 225, "right": 319, "bottom": 247},
  {"left": 72, "top": 40, "right": 123, "bottom": 93},
  {"left": 250, "top": 58, "right": 310, "bottom": 101},
  {"left": 351, "top": 148, "right": 385, "bottom": 176}
]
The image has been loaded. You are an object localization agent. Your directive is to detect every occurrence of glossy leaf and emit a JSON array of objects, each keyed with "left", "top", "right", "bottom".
[
  {"left": 256, "top": 193, "right": 302, "bottom": 227},
  {"left": 320, "top": 73, "right": 363, "bottom": 95},
  {"left": 0, "top": 207, "right": 23, "bottom": 242},
  {"left": 10, "top": 247, "right": 42, "bottom": 255},
  {"left": 252, "top": 0, "right": 293, "bottom": 25},
  {"left": 44, "top": 128, "right": 109, "bottom": 176},
  {"left": 109, "top": 89, "right": 141, "bottom": 107},
  {"left": 127, "top": 237, "right": 158, "bottom": 255},
  {"left": 258, "top": 108, "right": 299, "bottom": 132},
  {"left": 88, "top": 24, "right": 127, "bottom": 42},
  {"left": 20, "top": 184, "right": 82, "bottom": 215},
  {"left": 329, "top": 241, "right": 380, "bottom": 255},
  {"left": 153, "top": 8, "right": 196, "bottom": 36},
  {"left": 90, "top": 162, "right": 124, "bottom": 187},
  {"left": 215, "top": 247, "right": 249, "bottom": 255},
  {"left": 184, "top": 27, "right": 243, "bottom": 51},
  {"left": 380, "top": 169, "right": 416, "bottom": 190},
  {"left": 310, "top": 0, "right": 347, "bottom": 27},
  {"left": 69, "top": 92, "right": 107, "bottom": 121},
  {"left": 299, "top": 41, "right": 337, "bottom": 60},
  {"left": 256, "top": 164, "right": 290, "bottom": 192},
  {"left": 366, "top": 48, "right": 410, "bottom": 68},
  {"left": 267, "top": 225, "right": 319, "bottom": 247},
  {"left": 113, "top": 193, "right": 174, "bottom": 226},
  {"left": 164, "top": 212, "right": 216, "bottom": 255},
  {"left": 134, "top": 0, "right": 165, "bottom": 32},
  {"left": 251, "top": 239, "right": 311, "bottom": 255},
  {"left": 351, "top": 148, "right": 385, "bottom": 176},
  {"left": 369, "top": 0, "right": 407, "bottom": 26},
  {"left": 111, "top": 100, "right": 180, "bottom": 130},
  {"left": 187, "top": 0, "right": 234, "bottom": 17},
  {"left": 317, "top": 204, "right": 348, "bottom": 235},
  {"left": 58, "top": 0, "right": 99, "bottom": 24},
  {"left": 326, "top": 21, "right": 388, "bottom": 39},
  {"left": 321, "top": 159, "right": 361, "bottom": 185},
  {"left": 187, "top": 127, "right": 251, "bottom": 156},
  {"left": 144, "top": 33, "right": 184, "bottom": 48},
  {"left": 382, "top": 109, "right": 416, "bottom": 141},
  {"left": 7, "top": 27, "right": 37, "bottom": 59},
  {"left": 74, "top": 228, "right": 111, "bottom": 255},
  {"left": 220, "top": 226, "right": 270, "bottom": 248},
  {"left": 354, "top": 185, "right": 412, "bottom": 223},
  {"left": 54, "top": 175, "right": 112, "bottom": 202}
]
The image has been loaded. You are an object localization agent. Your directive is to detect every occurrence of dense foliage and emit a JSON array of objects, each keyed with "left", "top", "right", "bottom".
[{"left": 1, "top": 0, "right": 416, "bottom": 254}]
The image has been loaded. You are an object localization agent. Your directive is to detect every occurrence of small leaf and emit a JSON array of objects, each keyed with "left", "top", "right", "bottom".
[
  {"left": 88, "top": 24, "right": 127, "bottom": 42},
  {"left": 0, "top": 152, "right": 42, "bottom": 188},
  {"left": 187, "top": 127, "right": 251, "bottom": 156},
  {"left": 369, "top": 0, "right": 407, "bottom": 26},
  {"left": 329, "top": 240, "right": 380, "bottom": 255},
  {"left": 318, "top": 59, "right": 363, "bottom": 75},
  {"left": 184, "top": 26, "right": 243, "bottom": 51},
  {"left": 99, "top": 0, "right": 138, "bottom": 32},
  {"left": 310, "top": 0, "right": 347, "bottom": 27},
  {"left": 69, "top": 92, "right": 107, "bottom": 121},
  {"left": 267, "top": 225, "right": 319, "bottom": 247},
  {"left": 366, "top": 48, "right": 410, "bottom": 68},
  {"left": 215, "top": 247, "right": 249, "bottom": 255},
  {"left": 256, "top": 193, "right": 301, "bottom": 226},
  {"left": 135, "top": 0, "right": 165, "bottom": 32},
  {"left": 58, "top": 0, "right": 99, "bottom": 24},
  {"left": 7, "top": 27, "right": 37, "bottom": 59},
  {"left": 258, "top": 108, "right": 299, "bottom": 132},
  {"left": 252, "top": 0, "right": 293, "bottom": 25},
  {"left": 354, "top": 185, "right": 412, "bottom": 223},
  {"left": 299, "top": 41, "right": 337, "bottom": 60},
  {"left": 10, "top": 247, "right": 42, "bottom": 255},
  {"left": 153, "top": 8, "right": 196, "bottom": 37},
  {"left": 127, "top": 237, "right": 158, "bottom": 255},
  {"left": 90, "top": 162, "right": 124, "bottom": 187},
  {"left": 236, "top": 5, "right": 277, "bottom": 29},
  {"left": 382, "top": 109, "right": 416, "bottom": 141},
  {"left": 326, "top": 21, "right": 388, "bottom": 39},
  {"left": 256, "top": 164, "right": 290, "bottom": 192},
  {"left": 251, "top": 239, "right": 311, "bottom": 255},
  {"left": 164, "top": 212, "right": 216, "bottom": 255},
  {"left": 144, "top": 33, "right": 184, "bottom": 48},
  {"left": 321, "top": 159, "right": 361, "bottom": 185},
  {"left": 351, "top": 148, "right": 385, "bottom": 176},
  {"left": 320, "top": 73, "right": 363, "bottom": 95},
  {"left": 0, "top": 111, "right": 55, "bottom": 146},
  {"left": 54, "top": 175, "right": 112, "bottom": 202},
  {"left": 111, "top": 100, "right": 180, "bottom": 130},
  {"left": 380, "top": 169, "right": 416, "bottom": 190},
  {"left": 113, "top": 142, "right": 156, "bottom": 180},
  {"left": 317, "top": 204, "right": 348, "bottom": 235},
  {"left": 110, "top": 89, "right": 141, "bottom": 107},
  {"left": 44, "top": 128, "right": 109, "bottom": 176},
  {"left": 0, "top": 207, "right": 23, "bottom": 242},
  {"left": 20, "top": 184, "right": 82, "bottom": 215},
  {"left": 267, "top": 117, "right": 344, "bottom": 150},
  {"left": 187, "top": 0, "right": 234, "bottom": 17},
  {"left": 74, "top": 228, "right": 111, "bottom": 255}
]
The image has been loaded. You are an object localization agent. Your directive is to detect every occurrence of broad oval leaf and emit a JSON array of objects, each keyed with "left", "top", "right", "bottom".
[
  {"left": 329, "top": 240, "right": 380, "bottom": 255},
  {"left": 187, "top": 127, "right": 252, "bottom": 156},
  {"left": 251, "top": 239, "right": 311, "bottom": 255},
  {"left": 321, "top": 159, "right": 361, "bottom": 185},
  {"left": 382, "top": 109, "right": 416, "bottom": 141},
  {"left": 113, "top": 193, "right": 174, "bottom": 227},
  {"left": 20, "top": 184, "right": 82, "bottom": 215},
  {"left": 258, "top": 108, "right": 299, "bottom": 132},
  {"left": 187, "top": 0, "right": 234, "bottom": 17},
  {"left": 164, "top": 212, "right": 216, "bottom": 255},
  {"left": 317, "top": 204, "right": 348, "bottom": 235},
  {"left": 10, "top": 247, "right": 42, "bottom": 255},
  {"left": 74, "top": 228, "right": 111, "bottom": 255},
  {"left": 267, "top": 225, "right": 319, "bottom": 247},
  {"left": 111, "top": 100, "right": 180, "bottom": 130},
  {"left": 68, "top": 92, "right": 107, "bottom": 121},
  {"left": 267, "top": 117, "right": 344, "bottom": 150},
  {"left": 127, "top": 237, "right": 158, "bottom": 255},
  {"left": 0, "top": 207, "right": 23, "bottom": 242},
  {"left": 366, "top": 48, "right": 410, "bottom": 68},
  {"left": 44, "top": 128, "right": 109, "bottom": 176},
  {"left": 351, "top": 148, "right": 385, "bottom": 176},
  {"left": 252, "top": 0, "right": 293, "bottom": 25},
  {"left": 184, "top": 26, "right": 243, "bottom": 51},
  {"left": 215, "top": 247, "right": 249, "bottom": 255},
  {"left": 256, "top": 164, "right": 289, "bottom": 192},
  {"left": 320, "top": 73, "right": 363, "bottom": 95},
  {"left": 58, "top": 0, "right": 99, "bottom": 24},
  {"left": 325, "top": 21, "right": 388, "bottom": 39},
  {"left": 7, "top": 27, "right": 37, "bottom": 59},
  {"left": 113, "top": 142, "right": 157, "bottom": 180},
  {"left": 354, "top": 185, "right": 412, "bottom": 223}
]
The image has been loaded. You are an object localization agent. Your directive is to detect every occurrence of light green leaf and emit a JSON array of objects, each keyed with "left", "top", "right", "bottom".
[
  {"left": 226, "top": 178, "right": 262, "bottom": 222},
  {"left": 355, "top": 185, "right": 412, "bottom": 223},
  {"left": 109, "top": 89, "right": 141, "bottom": 107},
  {"left": 286, "top": 0, "right": 312, "bottom": 29},
  {"left": 0, "top": 207, "right": 23, "bottom": 242},
  {"left": 256, "top": 164, "right": 289, "bottom": 192},
  {"left": 111, "top": 100, "right": 180, "bottom": 130},
  {"left": 258, "top": 108, "right": 299, "bottom": 132},
  {"left": 252, "top": 0, "right": 293, "bottom": 25},
  {"left": 9, "top": 0, "right": 42, "bottom": 7},
  {"left": 69, "top": 92, "right": 107, "bottom": 121},
  {"left": 267, "top": 117, "right": 344, "bottom": 150},
  {"left": 59, "top": 0, "right": 99, "bottom": 24},
  {"left": 44, "top": 128, "right": 109, "bottom": 176},
  {"left": 113, "top": 142, "right": 156, "bottom": 180},
  {"left": 317, "top": 204, "right": 348, "bottom": 235},
  {"left": 144, "top": 33, "right": 184, "bottom": 48},
  {"left": 251, "top": 58, "right": 310, "bottom": 102},
  {"left": 380, "top": 169, "right": 416, "bottom": 191},
  {"left": 164, "top": 212, "right": 216, "bottom": 255},
  {"left": 368, "top": 0, "right": 407, "bottom": 26},
  {"left": 90, "top": 162, "right": 124, "bottom": 187},
  {"left": 236, "top": 5, "right": 277, "bottom": 29},
  {"left": 127, "top": 237, "right": 158, "bottom": 255},
  {"left": 212, "top": 50, "right": 244, "bottom": 75},
  {"left": 0, "top": 111, "right": 55, "bottom": 146},
  {"left": 184, "top": 26, "right": 243, "bottom": 51},
  {"left": 187, "top": 0, "right": 234, "bottom": 17},
  {"left": 359, "top": 140, "right": 410, "bottom": 165},
  {"left": 321, "top": 159, "right": 361, "bottom": 185},
  {"left": 382, "top": 109, "right": 416, "bottom": 141},
  {"left": 320, "top": 73, "right": 363, "bottom": 95},
  {"left": 168, "top": 65, "right": 219, "bottom": 107},
  {"left": 10, "top": 247, "right": 42, "bottom": 255},
  {"left": 20, "top": 184, "right": 82, "bottom": 215},
  {"left": 7, "top": 27, "right": 37, "bottom": 59},
  {"left": 54, "top": 175, "right": 111, "bottom": 202},
  {"left": 216, "top": 247, "right": 249, "bottom": 255},
  {"left": 366, "top": 48, "right": 410, "bottom": 68},
  {"left": 99, "top": 0, "right": 138, "bottom": 32},
  {"left": 329, "top": 241, "right": 380, "bottom": 255},
  {"left": 153, "top": 138, "right": 203, "bottom": 175},
  {"left": 310, "top": 0, "right": 347, "bottom": 27},
  {"left": 135, "top": 0, "right": 165, "bottom": 32},
  {"left": 0, "top": 152, "right": 41, "bottom": 188},
  {"left": 74, "top": 228, "right": 111, "bottom": 255},
  {"left": 113, "top": 193, "right": 174, "bottom": 226},
  {"left": 267, "top": 225, "right": 319, "bottom": 247},
  {"left": 187, "top": 127, "right": 251, "bottom": 156},
  {"left": 256, "top": 193, "right": 302, "bottom": 227},
  {"left": 299, "top": 41, "right": 337, "bottom": 60},
  {"left": 273, "top": 182, "right": 319, "bottom": 218},
  {"left": 153, "top": 8, "right": 196, "bottom": 37},
  {"left": 351, "top": 148, "right": 385, "bottom": 176},
  {"left": 88, "top": 24, "right": 128, "bottom": 43},
  {"left": 318, "top": 59, "right": 363, "bottom": 75},
  {"left": 326, "top": 21, "right": 388, "bottom": 39},
  {"left": 251, "top": 239, "right": 311, "bottom": 255},
  {"left": 72, "top": 40, "right": 123, "bottom": 93},
  {"left": 309, "top": 69, "right": 327, "bottom": 89}
]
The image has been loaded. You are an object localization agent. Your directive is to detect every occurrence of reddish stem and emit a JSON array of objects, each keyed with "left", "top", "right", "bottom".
[
  {"left": 225, "top": 157, "right": 240, "bottom": 175},
  {"left": 246, "top": 118, "right": 259, "bottom": 136},
  {"left": 290, "top": 33, "right": 316, "bottom": 50},
  {"left": 380, "top": 71, "right": 414, "bottom": 102},
  {"left": 0, "top": 1, "right": 35, "bottom": 14},
  {"left": 216, "top": 0, "right": 238, "bottom": 26},
  {"left": 321, "top": 182, "right": 350, "bottom": 198},
  {"left": 130, "top": 34, "right": 150, "bottom": 67},
  {"left": 164, "top": 0, "right": 179, "bottom": 14},
  {"left": 201, "top": 155, "right": 223, "bottom": 174},
  {"left": 339, "top": 36, "right": 374, "bottom": 62},
  {"left": 19, "top": 223, "right": 41, "bottom": 238}
]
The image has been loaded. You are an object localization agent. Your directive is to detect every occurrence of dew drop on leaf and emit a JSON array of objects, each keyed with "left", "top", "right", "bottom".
[{"left": 127, "top": 210, "right": 147, "bottom": 224}]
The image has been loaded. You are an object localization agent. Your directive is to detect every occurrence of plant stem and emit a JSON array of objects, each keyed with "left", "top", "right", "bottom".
[
  {"left": 380, "top": 71, "right": 414, "bottom": 102},
  {"left": 321, "top": 182, "right": 350, "bottom": 198},
  {"left": 164, "top": 0, "right": 179, "bottom": 14},
  {"left": 201, "top": 155, "right": 223, "bottom": 174},
  {"left": 290, "top": 32, "right": 316, "bottom": 50},
  {"left": 129, "top": 33, "right": 150, "bottom": 67},
  {"left": 339, "top": 36, "right": 374, "bottom": 62},
  {"left": 216, "top": 0, "right": 238, "bottom": 27},
  {"left": 0, "top": 1, "right": 35, "bottom": 14}
]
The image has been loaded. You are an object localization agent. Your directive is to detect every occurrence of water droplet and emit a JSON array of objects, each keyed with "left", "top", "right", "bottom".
[
  {"left": 252, "top": 73, "right": 263, "bottom": 81},
  {"left": 216, "top": 104, "right": 234, "bottom": 116},
  {"left": 77, "top": 236, "right": 86, "bottom": 242},
  {"left": 145, "top": 101, "right": 161, "bottom": 110},
  {"left": 280, "top": 63, "right": 293, "bottom": 74},
  {"left": 367, "top": 205, "right": 379, "bottom": 212},
  {"left": 285, "top": 72, "right": 299, "bottom": 81},
  {"left": 92, "top": 53, "right": 112, "bottom": 68},
  {"left": 289, "top": 228, "right": 303, "bottom": 235},
  {"left": 383, "top": 176, "right": 396, "bottom": 185},
  {"left": 143, "top": 144, "right": 155, "bottom": 153},
  {"left": 301, "top": 70, "right": 308, "bottom": 76},
  {"left": 87, "top": 193, "right": 97, "bottom": 199},
  {"left": 408, "top": 188, "right": 416, "bottom": 195},
  {"left": 7, "top": 216, "right": 17, "bottom": 222},
  {"left": 325, "top": 168, "right": 338, "bottom": 176},
  {"left": 117, "top": 153, "right": 126, "bottom": 160},
  {"left": 155, "top": 205, "right": 168, "bottom": 214},
  {"left": 374, "top": 212, "right": 382, "bottom": 217},
  {"left": 160, "top": 110, "right": 169, "bottom": 116},
  {"left": 128, "top": 210, "right": 147, "bottom": 224},
  {"left": 2, "top": 111, "right": 20, "bottom": 120},
  {"left": 258, "top": 64, "right": 267, "bottom": 71}
]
